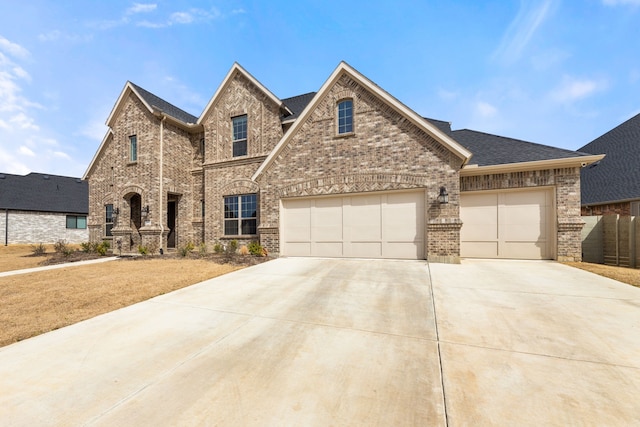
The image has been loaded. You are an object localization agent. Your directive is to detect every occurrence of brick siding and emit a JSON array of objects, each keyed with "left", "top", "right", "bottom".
[{"left": 1, "top": 210, "right": 88, "bottom": 244}]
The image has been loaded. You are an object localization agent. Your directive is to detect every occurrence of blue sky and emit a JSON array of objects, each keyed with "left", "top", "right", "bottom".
[{"left": 1, "top": 0, "right": 639, "bottom": 177}]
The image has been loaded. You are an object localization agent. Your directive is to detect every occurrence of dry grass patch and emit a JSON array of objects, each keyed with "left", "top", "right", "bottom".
[
  {"left": 564, "top": 262, "right": 640, "bottom": 288},
  {"left": 0, "top": 258, "right": 243, "bottom": 347},
  {"left": 0, "top": 244, "right": 53, "bottom": 272}
]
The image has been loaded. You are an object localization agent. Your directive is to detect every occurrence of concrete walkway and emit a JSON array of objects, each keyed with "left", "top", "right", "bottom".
[
  {"left": 0, "top": 256, "right": 118, "bottom": 277},
  {"left": 0, "top": 258, "right": 639, "bottom": 425}
]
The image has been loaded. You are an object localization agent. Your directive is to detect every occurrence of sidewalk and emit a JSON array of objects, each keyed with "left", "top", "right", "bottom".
[{"left": 0, "top": 257, "right": 118, "bottom": 278}]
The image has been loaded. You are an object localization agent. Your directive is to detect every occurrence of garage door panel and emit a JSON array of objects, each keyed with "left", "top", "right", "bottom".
[
  {"left": 461, "top": 189, "right": 554, "bottom": 260},
  {"left": 348, "top": 196, "right": 382, "bottom": 241},
  {"left": 282, "top": 191, "right": 423, "bottom": 259},
  {"left": 311, "top": 198, "right": 343, "bottom": 242}
]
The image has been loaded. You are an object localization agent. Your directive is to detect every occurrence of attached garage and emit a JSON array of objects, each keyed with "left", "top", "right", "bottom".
[
  {"left": 281, "top": 191, "right": 424, "bottom": 259},
  {"left": 460, "top": 188, "right": 555, "bottom": 259}
]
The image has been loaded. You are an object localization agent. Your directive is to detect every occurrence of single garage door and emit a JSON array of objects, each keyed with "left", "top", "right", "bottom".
[
  {"left": 281, "top": 191, "right": 424, "bottom": 259},
  {"left": 460, "top": 188, "right": 554, "bottom": 259}
]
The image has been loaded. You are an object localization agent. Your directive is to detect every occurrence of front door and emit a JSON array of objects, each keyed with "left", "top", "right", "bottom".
[{"left": 167, "top": 201, "right": 176, "bottom": 248}]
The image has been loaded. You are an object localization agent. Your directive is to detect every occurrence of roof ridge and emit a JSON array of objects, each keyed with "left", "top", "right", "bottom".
[{"left": 128, "top": 81, "right": 198, "bottom": 123}]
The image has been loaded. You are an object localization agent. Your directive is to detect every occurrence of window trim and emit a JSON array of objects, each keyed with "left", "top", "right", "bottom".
[
  {"left": 66, "top": 215, "right": 87, "bottom": 229},
  {"left": 223, "top": 193, "right": 257, "bottom": 236},
  {"left": 105, "top": 204, "right": 114, "bottom": 237},
  {"left": 337, "top": 99, "right": 354, "bottom": 136},
  {"left": 129, "top": 135, "right": 138, "bottom": 163},
  {"left": 232, "top": 115, "right": 248, "bottom": 157}
]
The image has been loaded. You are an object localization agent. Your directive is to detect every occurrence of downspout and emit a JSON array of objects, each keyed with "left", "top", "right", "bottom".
[
  {"left": 4, "top": 209, "right": 8, "bottom": 246},
  {"left": 159, "top": 116, "right": 165, "bottom": 251}
]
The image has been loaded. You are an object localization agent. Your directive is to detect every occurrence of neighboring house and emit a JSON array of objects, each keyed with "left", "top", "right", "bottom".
[
  {"left": 0, "top": 172, "right": 89, "bottom": 245},
  {"left": 83, "top": 62, "right": 602, "bottom": 262},
  {"left": 579, "top": 112, "right": 640, "bottom": 216}
]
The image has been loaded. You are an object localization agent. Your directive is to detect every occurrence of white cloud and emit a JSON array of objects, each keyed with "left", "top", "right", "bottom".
[
  {"left": 18, "top": 146, "right": 35, "bottom": 156},
  {"left": 437, "top": 88, "right": 459, "bottom": 101},
  {"left": 0, "top": 36, "right": 30, "bottom": 59},
  {"left": 170, "top": 12, "right": 194, "bottom": 24},
  {"left": 550, "top": 76, "right": 607, "bottom": 103},
  {"left": 492, "top": 0, "right": 555, "bottom": 65},
  {"left": 476, "top": 101, "right": 498, "bottom": 118},
  {"left": 52, "top": 150, "right": 71, "bottom": 160},
  {"left": 126, "top": 3, "right": 157, "bottom": 15},
  {"left": 38, "top": 30, "right": 93, "bottom": 43},
  {"left": 10, "top": 112, "right": 39, "bottom": 130}
]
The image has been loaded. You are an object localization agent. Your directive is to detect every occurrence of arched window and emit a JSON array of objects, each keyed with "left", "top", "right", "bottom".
[{"left": 337, "top": 99, "right": 353, "bottom": 134}]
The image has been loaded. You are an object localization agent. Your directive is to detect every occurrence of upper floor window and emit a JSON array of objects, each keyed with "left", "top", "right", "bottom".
[
  {"left": 129, "top": 135, "right": 137, "bottom": 162},
  {"left": 337, "top": 99, "right": 353, "bottom": 134},
  {"left": 224, "top": 194, "right": 257, "bottom": 235},
  {"left": 66, "top": 215, "right": 87, "bottom": 229},
  {"left": 232, "top": 115, "right": 247, "bottom": 157},
  {"left": 105, "top": 204, "right": 114, "bottom": 236}
]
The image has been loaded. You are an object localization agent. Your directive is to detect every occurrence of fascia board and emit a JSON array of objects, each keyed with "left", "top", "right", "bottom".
[
  {"left": 83, "top": 129, "right": 113, "bottom": 180},
  {"left": 459, "top": 154, "right": 606, "bottom": 176}
]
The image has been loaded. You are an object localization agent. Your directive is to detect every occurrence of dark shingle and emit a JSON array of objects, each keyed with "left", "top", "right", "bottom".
[
  {"left": 129, "top": 82, "right": 198, "bottom": 124},
  {"left": 0, "top": 172, "right": 88, "bottom": 214},
  {"left": 281, "top": 92, "right": 316, "bottom": 121},
  {"left": 579, "top": 113, "right": 640, "bottom": 205},
  {"left": 452, "top": 129, "right": 591, "bottom": 167},
  {"left": 424, "top": 118, "right": 452, "bottom": 135}
]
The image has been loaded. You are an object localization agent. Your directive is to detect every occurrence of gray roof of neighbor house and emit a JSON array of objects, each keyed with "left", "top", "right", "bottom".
[
  {"left": 129, "top": 82, "right": 199, "bottom": 124},
  {"left": 0, "top": 172, "right": 88, "bottom": 214},
  {"left": 424, "top": 118, "right": 452, "bottom": 135},
  {"left": 451, "top": 129, "right": 592, "bottom": 167},
  {"left": 579, "top": 112, "right": 640, "bottom": 205}
]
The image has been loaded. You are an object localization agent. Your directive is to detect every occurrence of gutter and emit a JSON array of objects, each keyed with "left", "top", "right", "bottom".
[
  {"left": 460, "top": 154, "right": 606, "bottom": 176},
  {"left": 159, "top": 116, "right": 166, "bottom": 251}
]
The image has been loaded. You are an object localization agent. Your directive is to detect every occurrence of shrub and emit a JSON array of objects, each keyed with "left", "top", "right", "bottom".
[
  {"left": 137, "top": 245, "right": 150, "bottom": 255},
  {"left": 247, "top": 241, "right": 264, "bottom": 256},
  {"left": 213, "top": 243, "right": 223, "bottom": 254},
  {"left": 226, "top": 240, "right": 238, "bottom": 254},
  {"left": 238, "top": 245, "right": 249, "bottom": 255},
  {"left": 80, "top": 242, "right": 92, "bottom": 253},
  {"left": 30, "top": 243, "right": 46, "bottom": 256},
  {"left": 95, "top": 242, "right": 109, "bottom": 256},
  {"left": 53, "top": 239, "right": 68, "bottom": 254},
  {"left": 198, "top": 242, "right": 208, "bottom": 256}
]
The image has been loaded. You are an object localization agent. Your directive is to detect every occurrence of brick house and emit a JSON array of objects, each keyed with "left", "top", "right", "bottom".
[
  {"left": 83, "top": 62, "right": 602, "bottom": 262},
  {"left": 579, "top": 112, "right": 640, "bottom": 216},
  {"left": 0, "top": 172, "right": 88, "bottom": 244}
]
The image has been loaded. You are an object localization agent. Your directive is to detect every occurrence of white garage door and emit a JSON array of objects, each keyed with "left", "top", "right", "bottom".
[
  {"left": 460, "top": 188, "right": 554, "bottom": 259},
  {"left": 281, "top": 191, "right": 424, "bottom": 259}
]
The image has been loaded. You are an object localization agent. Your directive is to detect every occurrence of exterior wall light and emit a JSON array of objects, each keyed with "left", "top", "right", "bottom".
[
  {"left": 438, "top": 186, "right": 449, "bottom": 204},
  {"left": 141, "top": 205, "right": 150, "bottom": 217}
]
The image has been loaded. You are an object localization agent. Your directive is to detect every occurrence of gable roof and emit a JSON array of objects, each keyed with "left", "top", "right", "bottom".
[
  {"left": 253, "top": 61, "right": 473, "bottom": 181},
  {"left": 106, "top": 81, "right": 198, "bottom": 127},
  {"left": 0, "top": 172, "right": 88, "bottom": 214},
  {"left": 197, "top": 62, "right": 292, "bottom": 125},
  {"left": 579, "top": 112, "right": 640, "bottom": 205}
]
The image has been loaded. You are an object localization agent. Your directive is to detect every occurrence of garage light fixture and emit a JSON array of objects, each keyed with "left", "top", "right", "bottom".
[{"left": 438, "top": 187, "right": 449, "bottom": 204}]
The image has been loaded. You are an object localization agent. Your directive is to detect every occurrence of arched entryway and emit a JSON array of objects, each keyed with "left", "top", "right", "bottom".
[{"left": 126, "top": 192, "right": 142, "bottom": 249}]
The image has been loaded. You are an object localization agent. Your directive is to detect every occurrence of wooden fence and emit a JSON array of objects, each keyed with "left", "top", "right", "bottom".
[{"left": 582, "top": 215, "right": 639, "bottom": 268}]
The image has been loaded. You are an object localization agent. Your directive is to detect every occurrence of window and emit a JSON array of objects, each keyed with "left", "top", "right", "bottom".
[
  {"left": 337, "top": 99, "right": 353, "bottom": 134},
  {"left": 129, "top": 135, "right": 137, "bottom": 162},
  {"left": 66, "top": 215, "right": 87, "bottom": 229},
  {"left": 201, "top": 199, "right": 205, "bottom": 218},
  {"left": 224, "top": 194, "right": 257, "bottom": 235},
  {"left": 105, "top": 204, "right": 114, "bottom": 236},
  {"left": 632, "top": 201, "right": 640, "bottom": 217},
  {"left": 232, "top": 115, "right": 247, "bottom": 157},
  {"left": 199, "top": 138, "right": 205, "bottom": 157}
]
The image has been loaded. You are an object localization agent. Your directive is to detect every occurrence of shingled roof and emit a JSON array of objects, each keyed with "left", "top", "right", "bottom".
[
  {"left": 451, "top": 129, "right": 592, "bottom": 167},
  {"left": 0, "top": 172, "right": 88, "bottom": 214},
  {"left": 129, "top": 82, "right": 198, "bottom": 124},
  {"left": 282, "top": 92, "right": 316, "bottom": 122},
  {"left": 579, "top": 112, "right": 640, "bottom": 205}
]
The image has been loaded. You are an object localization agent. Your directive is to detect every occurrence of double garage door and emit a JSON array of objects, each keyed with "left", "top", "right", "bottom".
[
  {"left": 460, "top": 188, "right": 555, "bottom": 260},
  {"left": 281, "top": 191, "right": 424, "bottom": 259}
]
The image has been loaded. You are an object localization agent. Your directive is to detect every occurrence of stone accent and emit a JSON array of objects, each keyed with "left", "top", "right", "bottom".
[{"left": 1, "top": 210, "right": 88, "bottom": 244}]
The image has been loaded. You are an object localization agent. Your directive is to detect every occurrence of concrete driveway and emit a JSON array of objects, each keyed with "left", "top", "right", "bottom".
[{"left": 0, "top": 258, "right": 639, "bottom": 425}]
